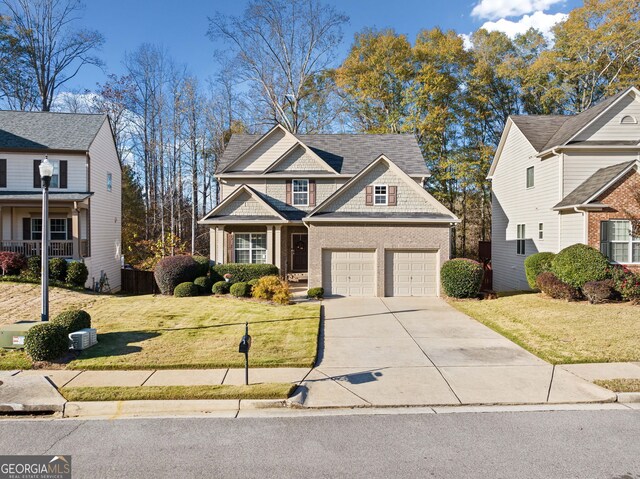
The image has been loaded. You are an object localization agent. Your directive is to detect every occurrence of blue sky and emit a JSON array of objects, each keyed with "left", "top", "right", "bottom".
[{"left": 72, "top": 0, "right": 581, "bottom": 91}]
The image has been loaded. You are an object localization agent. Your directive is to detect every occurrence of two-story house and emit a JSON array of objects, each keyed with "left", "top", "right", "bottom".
[
  {"left": 0, "top": 111, "right": 122, "bottom": 291},
  {"left": 199, "top": 125, "right": 459, "bottom": 297},
  {"left": 489, "top": 86, "right": 640, "bottom": 291}
]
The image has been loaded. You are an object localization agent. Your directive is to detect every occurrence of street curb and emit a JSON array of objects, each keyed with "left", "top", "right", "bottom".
[
  {"left": 63, "top": 399, "right": 240, "bottom": 418},
  {"left": 617, "top": 392, "right": 640, "bottom": 403}
]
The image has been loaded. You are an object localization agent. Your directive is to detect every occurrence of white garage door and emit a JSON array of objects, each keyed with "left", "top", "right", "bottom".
[
  {"left": 385, "top": 250, "right": 438, "bottom": 297},
  {"left": 322, "top": 250, "right": 375, "bottom": 297}
]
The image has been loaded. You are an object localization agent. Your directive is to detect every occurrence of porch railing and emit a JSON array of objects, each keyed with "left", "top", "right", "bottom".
[{"left": 0, "top": 240, "right": 74, "bottom": 258}]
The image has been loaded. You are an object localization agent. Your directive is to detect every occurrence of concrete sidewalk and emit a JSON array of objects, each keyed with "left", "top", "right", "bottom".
[{"left": 292, "top": 297, "right": 617, "bottom": 408}]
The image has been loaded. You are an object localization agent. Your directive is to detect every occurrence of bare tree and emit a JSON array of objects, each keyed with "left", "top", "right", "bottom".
[
  {"left": 2, "top": 0, "right": 104, "bottom": 111},
  {"left": 208, "top": 0, "right": 348, "bottom": 133}
]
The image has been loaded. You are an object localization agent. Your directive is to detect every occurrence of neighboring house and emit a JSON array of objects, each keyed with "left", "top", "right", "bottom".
[
  {"left": 199, "top": 125, "right": 458, "bottom": 297},
  {"left": 489, "top": 86, "right": 640, "bottom": 291},
  {"left": 0, "top": 111, "right": 122, "bottom": 291}
]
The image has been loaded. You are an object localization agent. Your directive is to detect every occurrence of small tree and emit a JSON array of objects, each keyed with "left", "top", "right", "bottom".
[{"left": 0, "top": 251, "right": 26, "bottom": 275}]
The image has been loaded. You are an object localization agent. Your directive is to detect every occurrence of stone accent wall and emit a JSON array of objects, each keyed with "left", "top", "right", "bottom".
[
  {"left": 308, "top": 223, "right": 451, "bottom": 296},
  {"left": 587, "top": 170, "right": 640, "bottom": 272}
]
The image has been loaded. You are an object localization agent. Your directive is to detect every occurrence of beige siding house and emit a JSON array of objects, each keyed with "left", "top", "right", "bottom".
[
  {"left": 0, "top": 111, "right": 122, "bottom": 291},
  {"left": 489, "top": 86, "right": 640, "bottom": 291},
  {"left": 200, "top": 125, "right": 459, "bottom": 297}
]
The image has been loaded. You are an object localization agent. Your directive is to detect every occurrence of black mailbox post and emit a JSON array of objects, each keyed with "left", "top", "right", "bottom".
[{"left": 239, "top": 322, "right": 251, "bottom": 385}]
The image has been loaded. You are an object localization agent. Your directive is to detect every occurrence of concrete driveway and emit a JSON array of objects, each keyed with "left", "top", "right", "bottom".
[{"left": 295, "top": 297, "right": 615, "bottom": 408}]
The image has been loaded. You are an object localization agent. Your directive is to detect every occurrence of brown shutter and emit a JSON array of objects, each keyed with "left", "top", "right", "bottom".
[
  {"left": 285, "top": 180, "right": 292, "bottom": 205},
  {"left": 0, "top": 159, "right": 6, "bottom": 187},
  {"left": 33, "top": 160, "right": 40, "bottom": 188},
  {"left": 388, "top": 186, "right": 397, "bottom": 206},
  {"left": 227, "top": 232, "right": 234, "bottom": 263},
  {"left": 365, "top": 185, "right": 373, "bottom": 206},
  {"left": 60, "top": 160, "right": 68, "bottom": 188},
  {"left": 66, "top": 217, "right": 72, "bottom": 240},
  {"left": 23, "top": 218, "right": 31, "bottom": 240},
  {"left": 309, "top": 180, "right": 316, "bottom": 207}
]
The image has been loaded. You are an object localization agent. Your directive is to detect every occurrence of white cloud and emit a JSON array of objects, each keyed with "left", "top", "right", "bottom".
[
  {"left": 459, "top": 33, "right": 474, "bottom": 51},
  {"left": 480, "top": 11, "right": 568, "bottom": 40},
  {"left": 472, "top": 0, "right": 564, "bottom": 20}
]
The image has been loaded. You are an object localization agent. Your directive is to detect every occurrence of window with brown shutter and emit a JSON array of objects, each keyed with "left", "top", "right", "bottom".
[
  {"left": 60, "top": 160, "right": 68, "bottom": 189},
  {"left": 33, "top": 160, "right": 41, "bottom": 188},
  {"left": 309, "top": 180, "right": 316, "bottom": 207},
  {"left": 0, "top": 159, "right": 6, "bottom": 188},
  {"left": 285, "top": 180, "right": 292, "bottom": 205},
  {"left": 388, "top": 186, "right": 397, "bottom": 206},
  {"left": 365, "top": 185, "right": 373, "bottom": 206}
]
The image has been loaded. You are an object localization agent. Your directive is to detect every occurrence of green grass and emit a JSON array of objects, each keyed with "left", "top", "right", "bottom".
[
  {"left": 594, "top": 379, "right": 640, "bottom": 393},
  {"left": 67, "top": 295, "right": 320, "bottom": 370},
  {"left": 0, "top": 349, "right": 32, "bottom": 370},
  {"left": 449, "top": 293, "right": 640, "bottom": 364},
  {"left": 60, "top": 383, "right": 296, "bottom": 401}
]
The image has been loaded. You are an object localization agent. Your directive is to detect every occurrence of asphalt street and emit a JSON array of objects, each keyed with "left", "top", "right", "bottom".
[{"left": 0, "top": 409, "right": 638, "bottom": 479}]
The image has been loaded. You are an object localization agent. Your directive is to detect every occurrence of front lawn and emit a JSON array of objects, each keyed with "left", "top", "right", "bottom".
[
  {"left": 594, "top": 379, "right": 640, "bottom": 393},
  {"left": 449, "top": 293, "right": 640, "bottom": 364}
]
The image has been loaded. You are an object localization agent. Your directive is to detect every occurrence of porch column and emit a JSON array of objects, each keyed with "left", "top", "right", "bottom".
[
  {"left": 266, "top": 226, "right": 274, "bottom": 264},
  {"left": 274, "top": 225, "right": 282, "bottom": 272},
  {"left": 72, "top": 209, "right": 80, "bottom": 260},
  {"left": 215, "top": 226, "right": 226, "bottom": 264},
  {"left": 209, "top": 227, "right": 216, "bottom": 262}
]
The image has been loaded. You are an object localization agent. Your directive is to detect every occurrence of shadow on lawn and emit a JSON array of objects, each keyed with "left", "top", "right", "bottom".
[
  {"left": 152, "top": 316, "right": 319, "bottom": 332},
  {"left": 75, "top": 331, "right": 160, "bottom": 359}
]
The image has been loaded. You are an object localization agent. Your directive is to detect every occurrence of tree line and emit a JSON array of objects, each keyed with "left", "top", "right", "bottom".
[{"left": 0, "top": 0, "right": 638, "bottom": 264}]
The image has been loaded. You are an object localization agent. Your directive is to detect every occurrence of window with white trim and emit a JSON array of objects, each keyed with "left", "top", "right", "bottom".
[
  {"left": 107, "top": 173, "right": 112, "bottom": 192},
  {"left": 49, "top": 160, "right": 60, "bottom": 189},
  {"left": 292, "top": 179, "right": 309, "bottom": 206},
  {"left": 600, "top": 220, "right": 640, "bottom": 264},
  {"left": 526, "top": 166, "right": 534, "bottom": 188},
  {"left": 31, "top": 218, "right": 67, "bottom": 241},
  {"left": 538, "top": 223, "right": 544, "bottom": 240},
  {"left": 374, "top": 185, "right": 388, "bottom": 205},
  {"left": 517, "top": 224, "right": 526, "bottom": 255},
  {"left": 234, "top": 233, "right": 267, "bottom": 264}
]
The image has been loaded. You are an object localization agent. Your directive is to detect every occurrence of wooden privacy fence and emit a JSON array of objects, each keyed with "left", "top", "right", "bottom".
[{"left": 121, "top": 268, "right": 160, "bottom": 295}]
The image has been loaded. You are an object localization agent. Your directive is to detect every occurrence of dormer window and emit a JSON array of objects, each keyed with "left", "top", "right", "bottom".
[
  {"left": 620, "top": 115, "right": 637, "bottom": 124},
  {"left": 292, "top": 179, "right": 309, "bottom": 206},
  {"left": 374, "top": 185, "right": 388, "bottom": 205}
]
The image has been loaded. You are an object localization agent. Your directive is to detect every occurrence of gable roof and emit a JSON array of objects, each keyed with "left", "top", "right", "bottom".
[
  {"left": 304, "top": 154, "right": 458, "bottom": 223},
  {"left": 509, "top": 115, "right": 569, "bottom": 151},
  {"left": 0, "top": 111, "right": 107, "bottom": 151},
  {"left": 218, "top": 132, "right": 430, "bottom": 177},
  {"left": 554, "top": 160, "right": 638, "bottom": 210},
  {"left": 199, "top": 185, "right": 287, "bottom": 224},
  {"left": 263, "top": 141, "right": 337, "bottom": 174}
]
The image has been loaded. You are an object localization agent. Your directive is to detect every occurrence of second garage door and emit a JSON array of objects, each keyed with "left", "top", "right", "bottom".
[
  {"left": 322, "top": 250, "right": 375, "bottom": 297},
  {"left": 385, "top": 250, "right": 438, "bottom": 297}
]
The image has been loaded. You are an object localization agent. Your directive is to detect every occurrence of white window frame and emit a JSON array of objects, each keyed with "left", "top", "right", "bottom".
[
  {"left": 601, "top": 220, "right": 640, "bottom": 264},
  {"left": 49, "top": 160, "right": 60, "bottom": 189},
  {"left": 107, "top": 173, "right": 112, "bottom": 192},
  {"left": 31, "top": 218, "right": 67, "bottom": 241},
  {"left": 517, "top": 224, "right": 526, "bottom": 256},
  {"left": 292, "top": 179, "right": 309, "bottom": 206},
  {"left": 526, "top": 166, "right": 534, "bottom": 189},
  {"left": 234, "top": 233, "right": 267, "bottom": 264},
  {"left": 374, "top": 184, "right": 388, "bottom": 205},
  {"left": 538, "top": 223, "right": 544, "bottom": 240}
]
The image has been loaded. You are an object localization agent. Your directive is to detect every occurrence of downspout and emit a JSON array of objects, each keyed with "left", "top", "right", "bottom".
[
  {"left": 554, "top": 148, "right": 563, "bottom": 253},
  {"left": 574, "top": 206, "right": 588, "bottom": 245}
]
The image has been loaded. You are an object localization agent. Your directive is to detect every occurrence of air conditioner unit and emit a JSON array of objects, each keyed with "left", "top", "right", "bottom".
[{"left": 68, "top": 328, "right": 98, "bottom": 350}]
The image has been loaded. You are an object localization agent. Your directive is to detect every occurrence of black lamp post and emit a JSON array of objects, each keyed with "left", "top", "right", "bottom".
[{"left": 39, "top": 156, "right": 54, "bottom": 322}]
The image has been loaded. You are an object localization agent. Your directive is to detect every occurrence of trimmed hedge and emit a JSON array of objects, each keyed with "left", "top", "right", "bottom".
[
  {"left": 52, "top": 309, "right": 91, "bottom": 334},
  {"left": 440, "top": 258, "right": 484, "bottom": 298},
  {"left": 230, "top": 282, "right": 251, "bottom": 298},
  {"left": 154, "top": 255, "right": 200, "bottom": 295},
  {"left": 193, "top": 256, "right": 210, "bottom": 277},
  {"left": 49, "top": 258, "right": 67, "bottom": 282},
  {"left": 251, "top": 275, "right": 291, "bottom": 305},
  {"left": 551, "top": 244, "right": 610, "bottom": 289},
  {"left": 212, "top": 264, "right": 279, "bottom": 283},
  {"left": 537, "top": 272, "right": 581, "bottom": 301},
  {"left": 26, "top": 255, "right": 41, "bottom": 278},
  {"left": 307, "top": 287, "right": 324, "bottom": 299},
  {"left": 194, "top": 276, "right": 213, "bottom": 295},
  {"left": 174, "top": 282, "right": 200, "bottom": 297},
  {"left": 582, "top": 281, "right": 614, "bottom": 304},
  {"left": 524, "top": 252, "right": 555, "bottom": 290},
  {"left": 213, "top": 280, "right": 231, "bottom": 295},
  {"left": 24, "top": 323, "right": 68, "bottom": 361},
  {"left": 66, "top": 262, "right": 88, "bottom": 287}
]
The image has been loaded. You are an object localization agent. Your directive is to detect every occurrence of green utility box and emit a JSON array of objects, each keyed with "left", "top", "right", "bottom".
[{"left": 0, "top": 322, "right": 39, "bottom": 349}]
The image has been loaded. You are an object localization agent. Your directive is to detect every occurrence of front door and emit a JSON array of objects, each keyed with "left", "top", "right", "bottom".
[{"left": 292, "top": 233, "right": 308, "bottom": 271}]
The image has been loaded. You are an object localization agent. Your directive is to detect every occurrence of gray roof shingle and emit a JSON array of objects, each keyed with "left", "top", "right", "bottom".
[
  {"left": 554, "top": 161, "right": 636, "bottom": 209},
  {"left": 0, "top": 111, "right": 107, "bottom": 151},
  {"left": 0, "top": 191, "right": 93, "bottom": 201},
  {"left": 218, "top": 133, "right": 430, "bottom": 176}
]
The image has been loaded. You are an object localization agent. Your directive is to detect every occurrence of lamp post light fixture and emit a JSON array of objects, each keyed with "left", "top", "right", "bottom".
[{"left": 39, "top": 156, "right": 54, "bottom": 322}]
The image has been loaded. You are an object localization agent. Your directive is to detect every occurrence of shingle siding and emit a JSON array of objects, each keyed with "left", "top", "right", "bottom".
[
  {"left": 270, "top": 145, "right": 329, "bottom": 172},
  {"left": 227, "top": 128, "right": 297, "bottom": 172},
  {"left": 216, "top": 190, "right": 278, "bottom": 217}
]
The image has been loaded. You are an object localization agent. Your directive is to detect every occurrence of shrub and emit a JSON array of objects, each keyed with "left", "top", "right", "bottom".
[
  {"left": 582, "top": 281, "right": 614, "bottom": 304},
  {"left": 26, "top": 255, "right": 41, "bottom": 278},
  {"left": 247, "top": 278, "right": 259, "bottom": 287},
  {"left": 24, "top": 323, "right": 68, "bottom": 362},
  {"left": 536, "top": 272, "right": 581, "bottom": 301},
  {"left": 307, "top": 287, "right": 324, "bottom": 299},
  {"left": 610, "top": 265, "right": 640, "bottom": 302},
  {"left": 52, "top": 309, "right": 91, "bottom": 333},
  {"left": 230, "top": 282, "right": 251, "bottom": 297},
  {"left": 212, "top": 263, "right": 279, "bottom": 283},
  {"left": 66, "top": 262, "right": 88, "bottom": 287},
  {"left": 524, "top": 252, "right": 555, "bottom": 290},
  {"left": 174, "top": 282, "right": 200, "bottom": 297},
  {"left": 0, "top": 251, "right": 26, "bottom": 276},
  {"left": 210, "top": 268, "right": 224, "bottom": 283},
  {"left": 251, "top": 275, "right": 291, "bottom": 305},
  {"left": 440, "top": 258, "right": 484, "bottom": 299},
  {"left": 192, "top": 256, "right": 210, "bottom": 277},
  {"left": 154, "top": 255, "right": 200, "bottom": 295},
  {"left": 213, "top": 280, "right": 231, "bottom": 295},
  {"left": 551, "top": 244, "right": 610, "bottom": 289},
  {"left": 193, "top": 276, "right": 213, "bottom": 295},
  {"left": 48, "top": 258, "right": 67, "bottom": 282}
]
